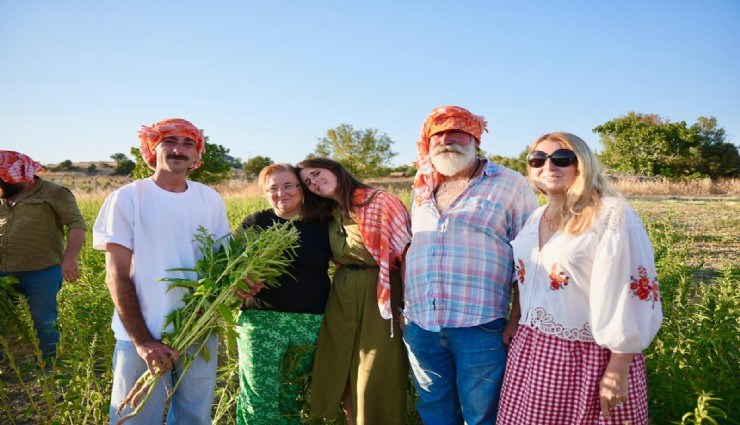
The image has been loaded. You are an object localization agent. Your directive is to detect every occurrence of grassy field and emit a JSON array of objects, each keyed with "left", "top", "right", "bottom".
[{"left": 1, "top": 183, "right": 738, "bottom": 424}]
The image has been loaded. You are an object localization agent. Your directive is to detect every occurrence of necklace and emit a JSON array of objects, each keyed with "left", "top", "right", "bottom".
[
  {"left": 542, "top": 204, "right": 553, "bottom": 222},
  {"left": 468, "top": 158, "right": 482, "bottom": 182}
]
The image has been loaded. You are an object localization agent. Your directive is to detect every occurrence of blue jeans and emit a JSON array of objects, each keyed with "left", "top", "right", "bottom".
[
  {"left": 0, "top": 265, "right": 62, "bottom": 358},
  {"left": 109, "top": 334, "right": 218, "bottom": 425},
  {"left": 403, "top": 319, "right": 508, "bottom": 425}
]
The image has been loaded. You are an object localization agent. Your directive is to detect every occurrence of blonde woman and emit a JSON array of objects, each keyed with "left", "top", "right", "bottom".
[{"left": 496, "top": 133, "right": 663, "bottom": 424}]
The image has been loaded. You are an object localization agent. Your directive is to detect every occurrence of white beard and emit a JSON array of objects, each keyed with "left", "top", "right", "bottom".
[{"left": 430, "top": 142, "right": 477, "bottom": 177}]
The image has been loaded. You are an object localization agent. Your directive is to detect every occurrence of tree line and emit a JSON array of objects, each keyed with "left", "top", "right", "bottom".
[{"left": 52, "top": 112, "right": 740, "bottom": 184}]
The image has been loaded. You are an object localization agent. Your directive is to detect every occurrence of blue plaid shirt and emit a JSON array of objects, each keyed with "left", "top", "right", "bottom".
[{"left": 403, "top": 160, "right": 538, "bottom": 331}]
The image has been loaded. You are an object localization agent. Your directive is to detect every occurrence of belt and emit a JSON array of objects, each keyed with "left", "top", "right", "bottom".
[{"left": 342, "top": 264, "right": 379, "bottom": 270}]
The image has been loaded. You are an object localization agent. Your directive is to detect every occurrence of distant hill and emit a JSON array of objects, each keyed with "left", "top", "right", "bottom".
[{"left": 42, "top": 161, "right": 118, "bottom": 175}]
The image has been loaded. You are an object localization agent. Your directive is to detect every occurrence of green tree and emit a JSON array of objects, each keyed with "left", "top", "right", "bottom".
[
  {"left": 313, "top": 124, "right": 397, "bottom": 177},
  {"left": 110, "top": 152, "right": 135, "bottom": 175},
  {"left": 242, "top": 156, "right": 273, "bottom": 177},
  {"left": 691, "top": 116, "right": 740, "bottom": 179},
  {"left": 191, "top": 142, "right": 234, "bottom": 184},
  {"left": 130, "top": 147, "right": 151, "bottom": 180},
  {"left": 129, "top": 137, "right": 234, "bottom": 185},
  {"left": 110, "top": 153, "right": 128, "bottom": 163},
  {"left": 490, "top": 148, "right": 528, "bottom": 175},
  {"left": 594, "top": 112, "right": 705, "bottom": 178},
  {"left": 86, "top": 163, "right": 97, "bottom": 174},
  {"left": 56, "top": 159, "right": 77, "bottom": 171},
  {"left": 224, "top": 154, "right": 243, "bottom": 169}
]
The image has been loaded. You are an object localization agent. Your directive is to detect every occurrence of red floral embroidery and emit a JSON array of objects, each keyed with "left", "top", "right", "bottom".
[
  {"left": 549, "top": 263, "right": 570, "bottom": 290},
  {"left": 515, "top": 258, "right": 526, "bottom": 285},
  {"left": 629, "top": 266, "right": 660, "bottom": 308}
]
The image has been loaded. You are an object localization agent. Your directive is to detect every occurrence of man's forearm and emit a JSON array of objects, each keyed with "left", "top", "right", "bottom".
[
  {"left": 105, "top": 246, "right": 155, "bottom": 346},
  {"left": 63, "top": 228, "right": 85, "bottom": 261},
  {"left": 108, "top": 278, "right": 156, "bottom": 345}
]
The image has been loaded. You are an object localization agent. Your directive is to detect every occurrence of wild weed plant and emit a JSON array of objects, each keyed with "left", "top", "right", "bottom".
[
  {"left": 676, "top": 392, "right": 729, "bottom": 425},
  {"left": 642, "top": 215, "right": 737, "bottom": 424}
]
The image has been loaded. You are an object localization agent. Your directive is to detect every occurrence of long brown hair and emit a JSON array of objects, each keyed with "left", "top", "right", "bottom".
[
  {"left": 295, "top": 157, "right": 379, "bottom": 219},
  {"left": 528, "top": 132, "right": 621, "bottom": 235}
]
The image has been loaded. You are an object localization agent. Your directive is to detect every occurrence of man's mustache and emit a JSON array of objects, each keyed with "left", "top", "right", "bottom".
[
  {"left": 166, "top": 154, "right": 192, "bottom": 161},
  {"left": 431, "top": 145, "right": 466, "bottom": 155}
]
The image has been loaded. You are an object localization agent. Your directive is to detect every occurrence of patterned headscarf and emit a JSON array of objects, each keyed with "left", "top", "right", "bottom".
[
  {"left": 412, "top": 106, "right": 488, "bottom": 205},
  {"left": 138, "top": 118, "right": 205, "bottom": 170},
  {"left": 0, "top": 150, "right": 44, "bottom": 184}
]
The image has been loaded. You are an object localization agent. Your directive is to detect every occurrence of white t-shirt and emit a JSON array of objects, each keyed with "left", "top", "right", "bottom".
[
  {"left": 511, "top": 196, "right": 663, "bottom": 353},
  {"left": 92, "top": 178, "right": 230, "bottom": 341}
]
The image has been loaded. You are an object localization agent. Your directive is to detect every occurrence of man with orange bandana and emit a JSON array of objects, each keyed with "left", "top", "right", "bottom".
[
  {"left": 402, "top": 106, "right": 538, "bottom": 424},
  {"left": 0, "top": 150, "right": 86, "bottom": 361},
  {"left": 93, "top": 118, "right": 229, "bottom": 425}
]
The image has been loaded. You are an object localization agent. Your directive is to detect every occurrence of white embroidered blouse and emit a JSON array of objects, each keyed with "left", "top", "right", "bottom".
[{"left": 510, "top": 196, "right": 663, "bottom": 353}]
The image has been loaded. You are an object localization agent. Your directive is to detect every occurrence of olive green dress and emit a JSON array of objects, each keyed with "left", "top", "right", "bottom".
[{"left": 310, "top": 214, "right": 408, "bottom": 425}]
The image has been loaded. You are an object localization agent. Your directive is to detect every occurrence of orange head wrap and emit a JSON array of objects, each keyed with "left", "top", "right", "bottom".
[
  {"left": 0, "top": 150, "right": 44, "bottom": 184},
  {"left": 138, "top": 118, "right": 205, "bottom": 170},
  {"left": 412, "top": 106, "right": 488, "bottom": 204}
]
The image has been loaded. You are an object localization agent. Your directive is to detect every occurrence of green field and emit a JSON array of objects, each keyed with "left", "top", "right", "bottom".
[{"left": 1, "top": 194, "right": 738, "bottom": 424}]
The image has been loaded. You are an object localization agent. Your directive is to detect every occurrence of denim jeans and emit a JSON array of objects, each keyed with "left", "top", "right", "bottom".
[
  {"left": 0, "top": 265, "right": 62, "bottom": 358},
  {"left": 403, "top": 318, "right": 508, "bottom": 425},
  {"left": 109, "top": 334, "right": 218, "bottom": 425}
]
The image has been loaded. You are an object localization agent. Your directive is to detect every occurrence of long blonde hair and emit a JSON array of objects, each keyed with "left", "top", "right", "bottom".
[{"left": 529, "top": 132, "right": 620, "bottom": 235}]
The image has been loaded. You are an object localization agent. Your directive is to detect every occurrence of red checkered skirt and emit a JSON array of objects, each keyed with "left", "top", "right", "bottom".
[{"left": 496, "top": 325, "right": 649, "bottom": 425}]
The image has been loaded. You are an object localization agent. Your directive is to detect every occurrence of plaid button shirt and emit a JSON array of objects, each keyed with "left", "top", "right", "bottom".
[{"left": 403, "top": 161, "right": 538, "bottom": 331}]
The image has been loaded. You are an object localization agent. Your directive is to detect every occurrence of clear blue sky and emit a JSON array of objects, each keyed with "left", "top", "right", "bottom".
[{"left": 2, "top": 1, "right": 739, "bottom": 168}]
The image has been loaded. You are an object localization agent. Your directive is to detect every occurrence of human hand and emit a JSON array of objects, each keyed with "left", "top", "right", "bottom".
[
  {"left": 61, "top": 257, "right": 80, "bottom": 282},
  {"left": 393, "top": 308, "right": 405, "bottom": 333},
  {"left": 236, "top": 277, "right": 265, "bottom": 299},
  {"left": 502, "top": 320, "right": 519, "bottom": 346},
  {"left": 135, "top": 339, "right": 179, "bottom": 377},
  {"left": 599, "top": 369, "right": 630, "bottom": 418}
]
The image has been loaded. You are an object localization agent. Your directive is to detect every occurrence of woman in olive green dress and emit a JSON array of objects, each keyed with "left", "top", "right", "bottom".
[{"left": 296, "top": 158, "right": 411, "bottom": 425}]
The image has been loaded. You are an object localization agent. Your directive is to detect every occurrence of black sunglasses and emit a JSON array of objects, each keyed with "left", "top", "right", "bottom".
[{"left": 527, "top": 149, "right": 578, "bottom": 168}]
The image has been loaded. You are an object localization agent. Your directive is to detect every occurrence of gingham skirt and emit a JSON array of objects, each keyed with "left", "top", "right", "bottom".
[{"left": 496, "top": 325, "right": 649, "bottom": 425}]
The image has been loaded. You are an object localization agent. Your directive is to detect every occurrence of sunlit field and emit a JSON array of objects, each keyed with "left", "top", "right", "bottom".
[{"left": 1, "top": 180, "right": 737, "bottom": 424}]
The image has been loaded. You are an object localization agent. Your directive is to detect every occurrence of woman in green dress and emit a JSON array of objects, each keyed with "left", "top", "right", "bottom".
[{"left": 296, "top": 158, "right": 411, "bottom": 425}]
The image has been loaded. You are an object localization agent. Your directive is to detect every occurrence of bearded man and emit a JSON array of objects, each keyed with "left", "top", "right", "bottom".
[
  {"left": 402, "top": 106, "right": 538, "bottom": 424},
  {"left": 0, "top": 151, "right": 86, "bottom": 361}
]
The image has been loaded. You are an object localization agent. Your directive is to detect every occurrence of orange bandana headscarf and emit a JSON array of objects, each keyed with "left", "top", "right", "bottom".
[
  {"left": 0, "top": 150, "right": 44, "bottom": 184},
  {"left": 412, "top": 106, "right": 488, "bottom": 205},
  {"left": 138, "top": 118, "right": 205, "bottom": 170}
]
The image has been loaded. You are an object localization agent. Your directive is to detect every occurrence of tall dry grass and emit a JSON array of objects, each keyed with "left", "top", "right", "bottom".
[
  {"left": 67, "top": 176, "right": 740, "bottom": 200},
  {"left": 610, "top": 177, "right": 740, "bottom": 196}
]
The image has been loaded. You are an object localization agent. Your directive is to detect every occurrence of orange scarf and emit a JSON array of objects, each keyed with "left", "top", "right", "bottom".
[
  {"left": 138, "top": 118, "right": 205, "bottom": 170},
  {"left": 352, "top": 188, "right": 411, "bottom": 320},
  {"left": 0, "top": 150, "right": 43, "bottom": 184}
]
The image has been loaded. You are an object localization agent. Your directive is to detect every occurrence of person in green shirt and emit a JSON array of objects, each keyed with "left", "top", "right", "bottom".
[{"left": 0, "top": 150, "right": 86, "bottom": 359}]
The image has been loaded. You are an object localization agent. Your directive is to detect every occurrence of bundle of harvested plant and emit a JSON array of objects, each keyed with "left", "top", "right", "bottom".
[{"left": 116, "top": 221, "right": 300, "bottom": 424}]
